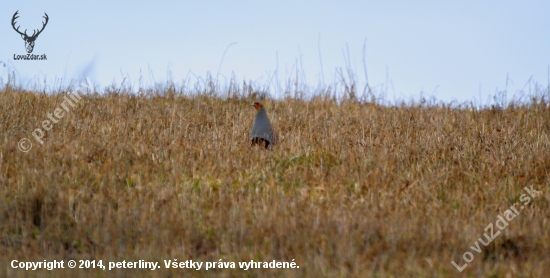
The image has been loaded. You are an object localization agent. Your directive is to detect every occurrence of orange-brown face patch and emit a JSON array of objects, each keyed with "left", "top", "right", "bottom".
[{"left": 253, "top": 102, "right": 263, "bottom": 111}]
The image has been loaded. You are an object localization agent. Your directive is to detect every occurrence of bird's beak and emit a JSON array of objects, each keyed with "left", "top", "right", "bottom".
[{"left": 250, "top": 103, "right": 254, "bottom": 106}]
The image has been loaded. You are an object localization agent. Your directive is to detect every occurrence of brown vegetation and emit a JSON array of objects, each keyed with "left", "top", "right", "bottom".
[{"left": 0, "top": 83, "right": 549, "bottom": 277}]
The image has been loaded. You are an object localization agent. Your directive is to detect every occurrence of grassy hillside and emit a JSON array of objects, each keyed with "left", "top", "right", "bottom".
[{"left": 0, "top": 84, "right": 549, "bottom": 277}]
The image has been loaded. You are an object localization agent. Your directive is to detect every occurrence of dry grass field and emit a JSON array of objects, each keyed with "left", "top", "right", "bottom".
[{"left": 0, "top": 80, "right": 549, "bottom": 277}]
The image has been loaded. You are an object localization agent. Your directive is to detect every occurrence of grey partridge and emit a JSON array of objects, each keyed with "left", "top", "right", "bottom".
[{"left": 250, "top": 102, "right": 277, "bottom": 149}]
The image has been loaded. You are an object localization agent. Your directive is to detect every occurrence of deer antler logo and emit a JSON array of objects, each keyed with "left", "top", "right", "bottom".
[{"left": 11, "top": 10, "right": 49, "bottom": 53}]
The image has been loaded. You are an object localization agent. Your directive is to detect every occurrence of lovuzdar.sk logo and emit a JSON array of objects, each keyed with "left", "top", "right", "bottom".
[{"left": 11, "top": 10, "right": 49, "bottom": 60}]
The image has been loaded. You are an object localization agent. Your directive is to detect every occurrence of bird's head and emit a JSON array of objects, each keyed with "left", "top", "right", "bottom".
[{"left": 251, "top": 102, "right": 263, "bottom": 111}]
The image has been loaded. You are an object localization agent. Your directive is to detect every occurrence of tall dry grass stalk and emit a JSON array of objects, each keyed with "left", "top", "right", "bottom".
[{"left": 0, "top": 80, "right": 549, "bottom": 277}]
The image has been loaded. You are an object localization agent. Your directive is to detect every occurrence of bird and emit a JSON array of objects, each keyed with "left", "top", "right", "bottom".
[{"left": 250, "top": 102, "right": 278, "bottom": 149}]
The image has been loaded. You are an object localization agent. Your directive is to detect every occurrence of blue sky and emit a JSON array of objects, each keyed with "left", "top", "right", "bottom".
[{"left": 1, "top": 1, "right": 549, "bottom": 104}]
